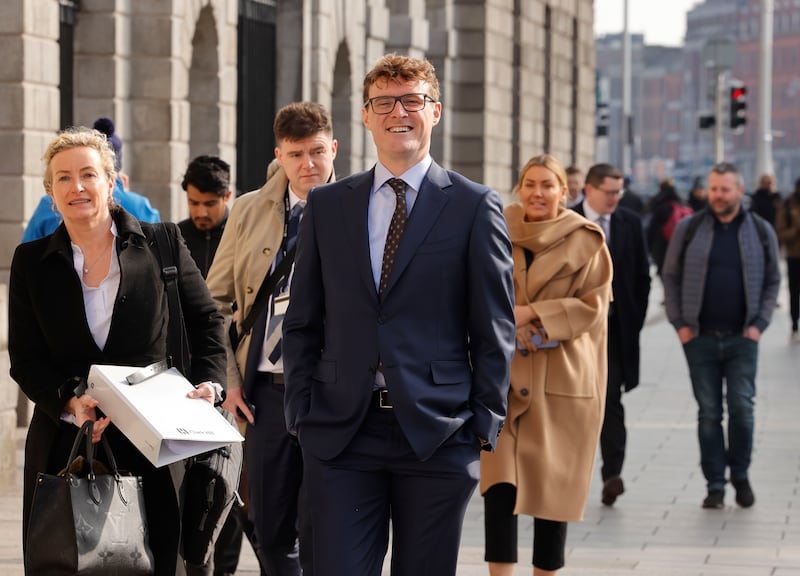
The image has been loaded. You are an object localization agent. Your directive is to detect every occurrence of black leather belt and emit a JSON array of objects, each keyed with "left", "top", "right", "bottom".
[
  {"left": 371, "top": 389, "right": 392, "bottom": 409},
  {"left": 256, "top": 372, "right": 284, "bottom": 384}
]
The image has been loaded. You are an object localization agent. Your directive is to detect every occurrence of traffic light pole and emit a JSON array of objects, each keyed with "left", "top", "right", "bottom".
[
  {"left": 714, "top": 69, "right": 725, "bottom": 162},
  {"left": 755, "top": 0, "right": 774, "bottom": 178}
]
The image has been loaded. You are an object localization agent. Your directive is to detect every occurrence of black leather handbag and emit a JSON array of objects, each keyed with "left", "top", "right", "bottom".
[{"left": 25, "top": 420, "right": 154, "bottom": 575}]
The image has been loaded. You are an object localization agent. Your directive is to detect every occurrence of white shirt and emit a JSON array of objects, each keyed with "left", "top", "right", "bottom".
[{"left": 72, "top": 223, "right": 120, "bottom": 351}]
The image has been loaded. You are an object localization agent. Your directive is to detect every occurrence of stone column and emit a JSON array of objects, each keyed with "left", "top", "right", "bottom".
[{"left": 0, "top": 0, "right": 61, "bottom": 487}]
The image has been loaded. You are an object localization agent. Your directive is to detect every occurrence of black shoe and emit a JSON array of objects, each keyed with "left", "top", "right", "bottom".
[
  {"left": 732, "top": 479, "right": 755, "bottom": 508},
  {"left": 702, "top": 489, "right": 725, "bottom": 509},
  {"left": 601, "top": 476, "right": 625, "bottom": 506}
]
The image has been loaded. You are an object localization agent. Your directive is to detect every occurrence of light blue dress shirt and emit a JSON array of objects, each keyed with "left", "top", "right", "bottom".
[{"left": 368, "top": 156, "right": 432, "bottom": 291}]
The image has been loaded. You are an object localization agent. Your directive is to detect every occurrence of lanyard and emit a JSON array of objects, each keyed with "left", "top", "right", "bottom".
[{"left": 281, "top": 191, "right": 291, "bottom": 257}]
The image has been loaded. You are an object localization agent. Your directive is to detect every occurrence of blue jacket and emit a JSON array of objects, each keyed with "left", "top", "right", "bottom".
[
  {"left": 662, "top": 208, "right": 780, "bottom": 334},
  {"left": 21, "top": 178, "right": 160, "bottom": 243}
]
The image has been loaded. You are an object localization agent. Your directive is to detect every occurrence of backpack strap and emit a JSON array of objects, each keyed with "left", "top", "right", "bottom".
[{"left": 152, "top": 223, "right": 191, "bottom": 377}]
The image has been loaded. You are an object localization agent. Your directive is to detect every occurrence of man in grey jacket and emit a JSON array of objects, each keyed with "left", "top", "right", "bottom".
[{"left": 663, "top": 162, "right": 780, "bottom": 510}]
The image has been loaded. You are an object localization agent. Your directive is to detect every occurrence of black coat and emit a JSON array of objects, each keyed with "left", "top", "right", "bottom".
[
  {"left": 9, "top": 208, "right": 226, "bottom": 573},
  {"left": 178, "top": 213, "right": 227, "bottom": 278},
  {"left": 574, "top": 203, "right": 651, "bottom": 391}
]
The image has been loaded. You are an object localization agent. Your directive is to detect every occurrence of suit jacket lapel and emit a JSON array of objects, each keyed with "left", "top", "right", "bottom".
[
  {"left": 342, "top": 170, "right": 379, "bottom": 298},
  {"left": 382, "top": 162, "right": 451, "bottom": 300}
]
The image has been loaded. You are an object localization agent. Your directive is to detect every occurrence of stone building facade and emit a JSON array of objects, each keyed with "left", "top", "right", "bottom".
[{"left": 0, "top": 0, "right": 596, "bottom": 487}]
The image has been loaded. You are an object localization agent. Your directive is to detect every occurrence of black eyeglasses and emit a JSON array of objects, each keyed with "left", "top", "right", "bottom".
[{"left": 363, "top": 93, "right": 437, "bottom": 115}]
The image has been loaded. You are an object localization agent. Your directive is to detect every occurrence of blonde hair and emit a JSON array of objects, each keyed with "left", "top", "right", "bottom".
[{"left": 42, "top": 127, "right": 117, "bottom": 194}]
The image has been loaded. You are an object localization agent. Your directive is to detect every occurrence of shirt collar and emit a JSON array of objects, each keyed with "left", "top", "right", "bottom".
[
  {"left": 582, "top": 201, "right": 606, "bottom": 224},
  {"left": 373, "top": 155, "right": 433, "bottom": 193},
  {"left": 287, "top": 184, "right": 306, "bottom": 209}
]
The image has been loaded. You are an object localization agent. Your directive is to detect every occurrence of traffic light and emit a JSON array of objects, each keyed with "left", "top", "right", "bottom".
[
  {"left": 596, "top": 103, "right": 610, "bottom": 137},
  {"left": 729, "top": 84, "right": 747, "bottom": 131},
  {"left": 698, "top": 112, "right": 715, "bottom": 130}
]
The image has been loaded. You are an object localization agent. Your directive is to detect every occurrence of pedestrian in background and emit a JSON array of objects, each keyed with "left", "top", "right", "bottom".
[
  {"left": 750, "top": 173, "right": 781, "bottom": 228},
  {"left": 775, "top": 177, "right": 800, "bottom": 341},
  {"left": 573, "top": 163, "right": 651, "bottom": 508},
  {"left": 662, "top": 162, "right": 780, "bottom": 510},
  {"left": 647, "top": 178, "right": 688, "bottom": 278},
  {"left": 688, "top": 176, "right": 708, "bottom": 213},
  {"left": 566, "top": 165, "right": 584, "bottom": 208},
  {"left": 178, "top": 155, "right": 232, "bottom": 278},
  {"left": 207, "top": 101, "right": 338, "bottom": 576},
  {"left": 480, "top": 154, "right": 612, "bottom": 576}
]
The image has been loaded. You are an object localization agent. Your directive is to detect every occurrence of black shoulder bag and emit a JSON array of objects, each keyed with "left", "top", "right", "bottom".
[{"left": 151, "top": 223, "right": 243, "bottom": 568}]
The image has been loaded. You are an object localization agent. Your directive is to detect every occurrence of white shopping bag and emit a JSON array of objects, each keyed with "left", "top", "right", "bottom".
[{"left": 88, "top": 364, "right": 243, "bottom": 467}]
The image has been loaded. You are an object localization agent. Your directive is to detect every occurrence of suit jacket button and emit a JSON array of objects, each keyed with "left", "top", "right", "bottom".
[
  {"left": 520, "top": 388, "right": 529, "bottom": 397},
  {"left": 246, "top": 286, "right": 254, "bottom": 294},
  {"left": 377, "top": 316, "right": 385, "bottom": 324},
  {"left": 263, "top": 247, "right": 271, "bottom": 255}
]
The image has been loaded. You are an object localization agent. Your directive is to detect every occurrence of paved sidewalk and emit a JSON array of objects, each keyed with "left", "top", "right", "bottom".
[{"left": 2, "top": 279, "right": 800, "bottom": 575}]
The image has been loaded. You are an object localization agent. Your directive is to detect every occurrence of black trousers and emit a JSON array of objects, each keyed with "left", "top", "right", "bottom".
[
  {"left": 483, "top": 483, "right": 567, "bottom": 570},
  {"left": 600, "top": 318, "right": 626, "bottom": 481},
  {"left": 246, "top": 373, "right": 309, "bottom": 576},
  {"left": 788, "top": 257, "right": 800, "bottom": 331}
]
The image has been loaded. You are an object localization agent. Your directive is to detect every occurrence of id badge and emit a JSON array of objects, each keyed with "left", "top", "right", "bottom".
[{"left": 273, "top": 294, "right": 290, "bottom": 317}]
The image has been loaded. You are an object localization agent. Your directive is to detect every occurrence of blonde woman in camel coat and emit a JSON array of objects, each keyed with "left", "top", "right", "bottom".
[{"left": 480, "top": 154, "right": 612, "bottom": 576}]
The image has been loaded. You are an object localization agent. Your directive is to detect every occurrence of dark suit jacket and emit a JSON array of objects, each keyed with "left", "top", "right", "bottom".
[
  {"left": 574, "top": 203, "right": 650, "bottom": 390},
  {"left": 283, "top": 161, "right": 516, "bottom": 461},
  {"left": 9, "top": 209, "right": 226, "bottom": 551}
]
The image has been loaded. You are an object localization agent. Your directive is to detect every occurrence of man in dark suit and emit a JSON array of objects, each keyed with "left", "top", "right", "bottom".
[
  {"left": 207, "top": 102, "right": 339, "bottom": 575},
  {"left": 573, "top": 163, "right": 651, "bottom": 506},
  {"left": 282, "top": 54, "right": 516, "bottom": 576}
]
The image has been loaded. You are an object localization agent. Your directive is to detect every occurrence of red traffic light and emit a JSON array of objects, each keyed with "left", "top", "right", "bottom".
[{"left": 731, "top": 87, "right": 746, "bottom": 100}]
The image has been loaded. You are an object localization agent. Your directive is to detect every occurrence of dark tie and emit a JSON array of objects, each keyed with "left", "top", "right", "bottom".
[
  {"left": 597, "top": 215, "right": 609, "bottom": 245},
  {"left": 266, "top": 202, "right": 304, "bottom": 364},
  {"left": 379, "top": 178, "right": 408, "bottom": 299}
]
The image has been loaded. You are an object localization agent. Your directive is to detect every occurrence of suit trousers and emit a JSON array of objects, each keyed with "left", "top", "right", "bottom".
[
  {"left": 302, "top": 406, "right": 479, "bottom": 576},
  {"left": 600, "top": 317, "right": 626, "bottom": 481},
  {"left": 246, "top": 373, "right": 309, "bottom": 576}
]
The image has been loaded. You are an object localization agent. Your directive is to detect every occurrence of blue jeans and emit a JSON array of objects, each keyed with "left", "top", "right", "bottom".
[{"left": 683, "top": 333, "right": 758, "bottom": 491}]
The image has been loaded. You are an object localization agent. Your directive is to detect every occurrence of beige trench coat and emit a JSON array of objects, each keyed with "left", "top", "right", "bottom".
[{"left": 480, "top": 205, "right": 612, "bottom": 522}]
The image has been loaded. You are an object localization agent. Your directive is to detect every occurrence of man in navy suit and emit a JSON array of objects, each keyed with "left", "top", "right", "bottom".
[
  {"left": 573, "top": 163, "right": 651, "bottom": 506},
  {"left": 282, "top": 54, "right": 516, "bottom": 576}
]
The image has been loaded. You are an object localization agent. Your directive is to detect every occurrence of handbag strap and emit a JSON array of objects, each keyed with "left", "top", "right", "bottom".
[
  {"left": 153, "top": 223, "right": 191, "bottom": 376},
  {"left": 233, "top": 244, "right": 296, "bottom": 346}
]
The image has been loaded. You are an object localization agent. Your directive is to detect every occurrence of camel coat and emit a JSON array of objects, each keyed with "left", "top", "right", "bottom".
[{"left": 480, "top": 204, "right": 612, "bottom": 522}]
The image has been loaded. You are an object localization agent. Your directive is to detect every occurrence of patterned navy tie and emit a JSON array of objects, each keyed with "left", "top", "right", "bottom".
[
  {"left": 266, "top": 202, "right": 304, "bottom": 364},
  {"left": 379, "top": 178, "right": 408, "bottom": 299}
]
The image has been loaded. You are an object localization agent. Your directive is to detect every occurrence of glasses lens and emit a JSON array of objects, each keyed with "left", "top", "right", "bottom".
[
  {"left": 400, "top": 94, "right": 426, "bottom": 111},
  {"left": 372, "top": 97, "right": 396, "bottom": 114}
]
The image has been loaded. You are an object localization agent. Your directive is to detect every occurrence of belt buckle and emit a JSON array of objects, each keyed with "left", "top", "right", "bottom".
[{"left": 378, "top": 389, "right": 392, "bottom": 409}]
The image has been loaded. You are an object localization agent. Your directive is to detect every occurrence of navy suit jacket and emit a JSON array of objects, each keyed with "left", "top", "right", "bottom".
[
  {"left": 283, "top": 161, "right": 516, "bottom": 461},
  {"left": 574, "top": 202, "right": 651, "bottom": 390}
]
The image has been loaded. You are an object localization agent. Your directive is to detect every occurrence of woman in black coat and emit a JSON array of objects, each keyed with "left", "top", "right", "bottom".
[{"left": 9, "top": 126, "right": 226, "bottom": 574}]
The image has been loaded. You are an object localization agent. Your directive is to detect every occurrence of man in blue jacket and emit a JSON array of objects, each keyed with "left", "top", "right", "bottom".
[{"left": 663, "top": 161, "right": 780, "bottom": 510}]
